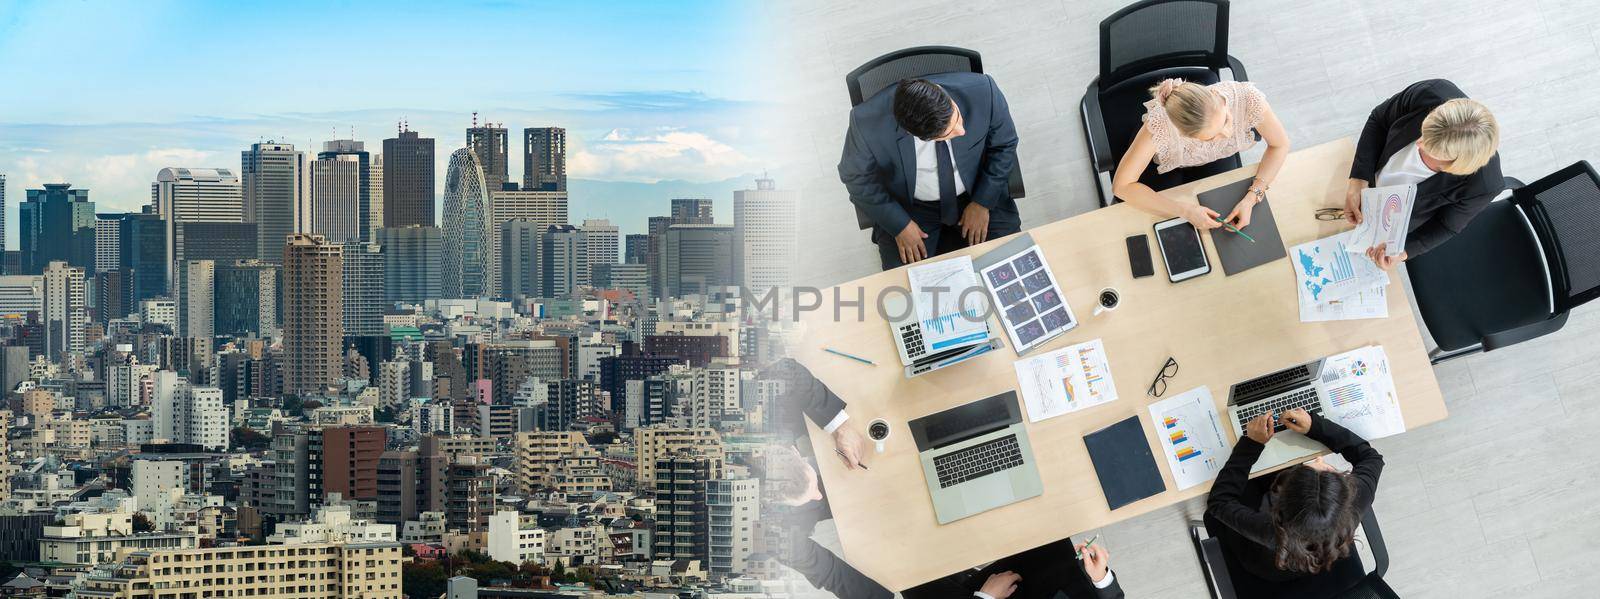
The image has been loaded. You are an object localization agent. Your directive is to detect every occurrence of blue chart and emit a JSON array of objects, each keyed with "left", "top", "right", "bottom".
[
  {"left": 1294, "top": 233, "right": 1385, "bottom": 306},
  {"left": 923, "top": 308, "right": 983, "bottom": 335}
]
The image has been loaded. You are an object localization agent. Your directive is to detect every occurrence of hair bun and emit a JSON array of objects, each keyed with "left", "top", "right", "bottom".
[{"left": 1153, "top": 78, "right": 1185, "bottom": 102}]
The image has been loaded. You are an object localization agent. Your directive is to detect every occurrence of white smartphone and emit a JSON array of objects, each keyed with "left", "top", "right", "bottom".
[{"left": 1154, "top": 217, "right": 1212, "bottom": 283}]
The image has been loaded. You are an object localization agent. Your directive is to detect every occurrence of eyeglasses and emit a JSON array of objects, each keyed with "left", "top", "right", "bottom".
[
  {"left": 1147, "top": 357, "right": 1179, "bottom": 397},
  {"left": 1315, "top": 208, "right": 1346, "bottom": 221}
]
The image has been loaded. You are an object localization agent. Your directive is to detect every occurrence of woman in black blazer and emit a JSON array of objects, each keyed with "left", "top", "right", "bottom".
[
  {"left": 1345, "top": 79, "right": 1502, "bottom": 269},
  {"left": 1204, "top": 409, "right": 1384, "bottom": 596}
]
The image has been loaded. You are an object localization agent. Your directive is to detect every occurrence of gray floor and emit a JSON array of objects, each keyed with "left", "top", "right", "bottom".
[{"left": 758, "top": 0, "right": 1600, "bottom": 596}]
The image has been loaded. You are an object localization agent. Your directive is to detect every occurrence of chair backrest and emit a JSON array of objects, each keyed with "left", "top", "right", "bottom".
[
  {"left": 1332, "top": 574, "right": 1401, "bottom": 599},
  {"left": 1100, "top": 0, "right": 1231, "bottom": 90},
  {"left": 1513, "top": 161, "right": 1600, "bottom": 314},
  {"left": 846, "top": 46, "right": 983, "bottom": 106}
]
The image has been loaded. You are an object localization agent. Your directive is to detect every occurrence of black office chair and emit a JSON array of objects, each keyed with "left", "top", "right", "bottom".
[
  {"left": 1190, "top": 508, "right": 1397, "bottom": 599},
  {"left": 1407, "top": 162, "right": 1600, "bottom": 363},
  {"left": 1080, "top": 0, "right": 1250, "bottom": 206},
  {"left": 843, "top": 46, "right": 1026, "bottom": 229}
]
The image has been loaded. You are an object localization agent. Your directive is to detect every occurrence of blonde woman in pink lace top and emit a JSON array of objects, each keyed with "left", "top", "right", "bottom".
[{"left": 1112, "top": 78, "right": 1291, "bottom": 232}]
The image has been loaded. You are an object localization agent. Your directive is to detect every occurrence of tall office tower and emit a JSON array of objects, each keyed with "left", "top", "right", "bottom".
[
  {"left": 653, "top": 452, "right": 711, "bottom": 562},
  {"left": 341, "top": 242, "right": 385, "bottom": 337},
  {"left": 0, "top": 275, "right": 43, "bottom": 317},
  {"left": 179, "top": 260, "right": 215, "bottom": 341},
  {"left": 466, "top": 116, "right": 509, "bottom": 193},
  {"left": 376, "top": 225, "right": 442, "bottom": 304},
  {"left": 118, "top": 212, "right": 166, "bottom": 317},
  {"left": 646, "top": 216, "right": 672, "bottom": 299},
  {"left": 216, "top": 260, "right": 277, "bottom": 337},
  {"left": 152, "top": 167, "right": 243, "bottom": 291},
  {"left": 382, "top": 125, "right": 435, "bottom": 227},
  {"left": 624, "top": 233, "right": 648, "bottom": 264},
  {"left": 733, "top": 176, "right": 798, "bottom": 296},
  {"left": 706, "top": 477, "right": 759, "bottom": 577},
  {"left": 581, "top": 218, "right": 619, "bottom": 272},
  {"left": 663, "top": 224, "right": 735, "bottom": 297},
  {"left": 241, "top": 142, "right": 309, "bottom": 261},
  {"left": 593, "top": 263, "right": 648, "bottom": 300},
  {"left": 0, "top": 174, "right": 5, "bottom": 273},
  {"left": 42, "top": 261, "right": 87, "bottom": 360},
  {"left": 499, "top": 220, "right": 543, "bottom": 299},
  {"left": 671, "top": 198, "right": 714, "bottom": 224},
  {"left": 20, "top": 183, "right": 96, "bottom": 275},
  {"left": 542, "top": 225, "right": 587, "bottom": 298},
  {"left": 521, "top": 127, "right": 566, "bottom": 192},
  {"left": 486, "top": 188, "right": 566, "bottom": 295},
  {"left": 311, "top": 140, "right": 382, "bottom": 243},
  {"left": 441, "top": 148, "right": 490, "bottom": 298},
  {"left": 94, "top": 214, "right": 123, "bottom": 275},
  {"left": 282, "top": 234, "right": 343, "bottom": 396}
]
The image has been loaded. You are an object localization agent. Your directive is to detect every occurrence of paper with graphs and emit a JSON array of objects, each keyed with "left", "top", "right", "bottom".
[
  {"left": 1012, "top": 338, "right": 1117, "bottom": 422},
  {"left": 1346, "top": 184, "right": 1416, "bottom": 256},
  {"left": 1148, "top": 386, "right": 1229, "bottom": 490},
  {"left": 1316, "top": 345, "right": 1405, "bottom": 440}
]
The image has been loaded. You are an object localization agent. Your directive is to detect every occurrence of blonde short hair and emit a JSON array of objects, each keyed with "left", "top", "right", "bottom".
[
  {"left": 1420, "top": 99, "right": 1499, "bottom": 175},
  {"left": 1150, "top": 78, "right": 1216, "bottom": 137}
]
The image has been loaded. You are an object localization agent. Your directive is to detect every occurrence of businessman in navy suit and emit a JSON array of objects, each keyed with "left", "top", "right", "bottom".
[{"left": 839, "top": 73, "right": 1021, "bottom": 270}]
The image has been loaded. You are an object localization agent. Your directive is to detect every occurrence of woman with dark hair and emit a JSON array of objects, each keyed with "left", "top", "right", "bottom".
[{"left": 1205, "top": 408, "right": 1384, "bottom": 595}]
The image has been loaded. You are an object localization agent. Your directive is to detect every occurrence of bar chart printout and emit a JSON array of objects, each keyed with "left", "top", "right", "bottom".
[
  {"left": 1291, "top": 231, "right": 1390, "bottom": 308},
  {"left": 1147, "top": 386, "right": 1230, "bottom": 490}
]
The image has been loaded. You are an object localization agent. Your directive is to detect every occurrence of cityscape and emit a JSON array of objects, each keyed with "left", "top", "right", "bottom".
[{"left": 0, "top": 2, "right": 806, "bottom": 599}]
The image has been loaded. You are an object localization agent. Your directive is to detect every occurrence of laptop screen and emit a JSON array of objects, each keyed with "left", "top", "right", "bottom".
[{"left": 911, "top": 391, "right": 1020, "bottom": 450}]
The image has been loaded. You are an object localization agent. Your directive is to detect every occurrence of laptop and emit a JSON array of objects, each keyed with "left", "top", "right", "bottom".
[
  {"left": 1225, "top": 358, "right": 1333, "bottom": 472},
  {"left": 885, "top": 292, "right": 1005, "bottom": 378},
  {"left": 908, "top": 391, "right": 1043, "bottom": 524}
]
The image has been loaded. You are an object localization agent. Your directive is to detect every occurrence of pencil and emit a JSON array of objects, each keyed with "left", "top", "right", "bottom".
[
  {"left": 824, "top": 347, "right": 876, "bottom": 366},
  {"left": 1075, "top": 534, "right": 1100, "bottom": 559},
  {"left": 836, "top": 449, "right": 868, "bottom": 470},
  {"left": 1213, "top": 216, "right": 1257, "bottom": 243}
]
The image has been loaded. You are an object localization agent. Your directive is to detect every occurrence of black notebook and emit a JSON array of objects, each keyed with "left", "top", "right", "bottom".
[
  {"left": 1083, "top": 415, "right": 1166, "bottom": 510},
  {"left": 1196, "top": 178, "right": 1288, "bottom": 276}
]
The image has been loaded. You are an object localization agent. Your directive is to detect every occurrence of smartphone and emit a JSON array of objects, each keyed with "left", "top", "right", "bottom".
[{"left": 1126, "top": 234, "right": 1154, "bottom": 278}]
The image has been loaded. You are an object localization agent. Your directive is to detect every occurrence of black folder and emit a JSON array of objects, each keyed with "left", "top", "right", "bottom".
[
  {"left": 1083, "top": 415, "right": 1166, "bottom": 510},
  {"left": 1196, "top": 178, "right": 1288, "bottom": 276}
]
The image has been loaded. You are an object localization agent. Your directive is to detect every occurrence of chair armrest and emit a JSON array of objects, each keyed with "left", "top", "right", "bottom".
[
  {"left": 1361, "top": 509, "right": 1389, "bottom": 578},
  {"left": 1190, "top": 521, "right": 1236, "bottom": 598},
  {"left": 1081, "top": 81, "right": 1112, "bottom": 174},
  {"left": 1008, "top": 163, "right": 1027, "bottom": 200},
  {"left": 1225, "top": 55, "right": 1248, "bottom": 82},
  {"left": 1505, "top": 176, "right": 1526, "bottom": 190}
]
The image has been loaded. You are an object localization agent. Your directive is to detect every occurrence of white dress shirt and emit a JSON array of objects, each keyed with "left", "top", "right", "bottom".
[
  {"left": 1375, "top": 141, "right": 1434, "bottom": 188},
  {"left": 970, "top": 570, "right": 1115, "bottom": 599},
  {"left": 912, "top": 137, "right": 967, "bottom": 203}
]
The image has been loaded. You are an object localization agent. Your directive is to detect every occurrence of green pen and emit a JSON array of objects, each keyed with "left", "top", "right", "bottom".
[
  {"left": 1214, "top": 216, "right": 1257, "bottom": 243},
  {"left": 1075, "top": 534, "right": 1100, "bottom": 559}
]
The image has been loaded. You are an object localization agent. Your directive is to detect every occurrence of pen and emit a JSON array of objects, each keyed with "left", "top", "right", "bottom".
[
  {"left": 824, "top": 347, "right": 876, "bottom": 366},
  {"left": 1213, "top": 216, "right": 1256, "bottom": 243},
  {"left": 1075, "top": 534, "right": 1100, "bottom": 559},
  {"left": 836, "top": 449, "right": 868, "bottom": 470}
]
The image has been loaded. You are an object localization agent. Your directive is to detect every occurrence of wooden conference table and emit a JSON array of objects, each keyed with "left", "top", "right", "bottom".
[{"left": 795, "top": 137, "right": 1446, "bottom": 591}]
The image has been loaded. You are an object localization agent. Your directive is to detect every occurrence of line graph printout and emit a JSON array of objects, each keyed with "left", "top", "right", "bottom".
[
  {"left": 906, "top": 255, "right": 990, "bottom": 352},
  {"left": 1346, "top": 184, "right": 1416, "bottom": 256},
  {"left": 1012, "top": 338, "right": 1118, "bottom": 422},
  {"left": 1317, "top": 345, "right": 1405, "bottom": 439},
  {"left": 1147, "top": 386, "right": 1229, "bottom": 490}
]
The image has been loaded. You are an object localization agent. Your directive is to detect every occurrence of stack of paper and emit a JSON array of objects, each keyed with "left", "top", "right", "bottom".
[
  {"left": 1316, "top": 345, "right": 1406, "bottom": 439},
  {"left": 1346, "top": 184, "right": 1417, "bottom": 256},
  {"left": 1291, "top": 231, "right": 1391, "bottom": 322},
  {"left": 906, "top": 255, "right": 991, "bottom": 352}
]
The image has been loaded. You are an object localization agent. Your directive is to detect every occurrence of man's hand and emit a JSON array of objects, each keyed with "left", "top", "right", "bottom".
[
  {"left": 1225, "top": 194, "right": 1257, "bottom": 230},
  {"left": 1282, "top": 408, "right": 1313, "bottom": 434},
  {"left": 1076, "top": 544, "right": 1111, "bottom": 585},
  {"left": 1365, "top": 243, "right": 1408, "bottom": 271},
  {"left": 1345, "top": 179, "right": 1367, "bottom": 224},
  {"left": 1246, "top": 410, "right": 1275, "bottom": 444},
  {"left": 896, "top": 221, "right": 929, "bottom": 265},
  {"left": 978, "top": 571, "right": 1021, "bottom": 599},
  {"left": 960, "top": 203, "right": 991, "bottom": 246},
  {"left": 832, "top": 426, "right": 868, "bottom": 470}
]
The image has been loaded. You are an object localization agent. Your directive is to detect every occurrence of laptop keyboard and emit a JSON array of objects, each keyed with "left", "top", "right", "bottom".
[
  {"left": 901, "top": 324, "right": 926, "bottom": 358},
  {"left": 1234, "top": 364, "right": 1312, "bottom": 400},
  {"left": 933, "top": 435, "right": 1024, "bottom": 488},
  {"left": 1236, "top": 388, "right": 1323, "bottom": 432}
]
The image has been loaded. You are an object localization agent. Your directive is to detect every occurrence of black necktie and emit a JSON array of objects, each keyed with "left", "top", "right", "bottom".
[{"left": 935, "top": 140, "right": 959, "bottom": 226}]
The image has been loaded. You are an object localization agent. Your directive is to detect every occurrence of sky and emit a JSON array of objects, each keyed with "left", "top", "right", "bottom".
[{"left": 0, "top": 0, "right": 781, "bottom": 240}]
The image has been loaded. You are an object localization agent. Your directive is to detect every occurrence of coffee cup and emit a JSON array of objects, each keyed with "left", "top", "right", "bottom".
[
  {"left": 868, "top": 419, "right": 890, "bottom": 453},
  {"left": 1092, "top": 287, "right": 1121, "bottom": 316}
]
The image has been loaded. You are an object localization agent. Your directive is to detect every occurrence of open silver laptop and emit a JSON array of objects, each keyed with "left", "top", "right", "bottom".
[
  {"left": 1225, "top": 358, "right": 1333, "bottom": 472},
  {"left": 908, "top": 391, "right": 1043, "bottom": 524}
]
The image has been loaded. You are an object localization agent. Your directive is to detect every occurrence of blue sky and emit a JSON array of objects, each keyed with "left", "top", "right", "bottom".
[{"left": 0, "top": 0, "right": 777, "bottom": 238}]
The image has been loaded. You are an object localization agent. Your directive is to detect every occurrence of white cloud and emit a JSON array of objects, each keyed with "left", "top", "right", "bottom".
[
  {"left": 11, "top": 148, "right": 217, "bottom": 211},
  {"left": 569, "top": 127, "right": 755, "bottom": 183}
]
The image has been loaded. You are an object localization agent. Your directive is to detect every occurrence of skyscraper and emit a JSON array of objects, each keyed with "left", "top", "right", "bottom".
[
  {"left": 283, "top": 234, "right": 343, "bottom": 396},
  {"left": 663, "top": 224, "right": 734, "bottom": 297},
  {"left": 733, "top": 176, "right": 797, "bottom": 296},
  {"left": 179, "top": 260, "right": 215, "bottom": 341},
  {"left": 216, "top": 260, "right": 277, "bottom": 337},
  {"left": 341, "top": 242, "right": 385, "bottom": 337},
  {"left": 118, "top": 212, "right": 166, "bottom": 316},
  {"left": 20, "top": 183, "right": 96, "bottom": 275},
  {"left": 646, "top": 216, "right": 672, "bottom": 299},
  {"left": 376, "top": 226, "right": 442, "bottom": 304},
  {"left": 382, "top": 126, "right": 435, "bottom": 227},
  {"left": 581, "top": 218, "right": 619, "bottom": 273},
  {"left": 0, "top": 174, "right": 6, "bottom": 273},
  {"left": 311, "top": 140, "right": 382, "bottom": 243},
  {"left": 486, "top": 188, "right": 566, "bottom": 296},
  {"left": 521, "top": 127, "right": 566, "bottom": 192},
  {"left": 542, "top": 225, "right": 587, "bottom": 298},
  {"left": 42, "top": 261, "right": 87, "bottom": 360},
  {"left": 241, "top": 142, "right": 309, "bottom": 261},
  {"left": 179, "top": 222, "right": 258, "bottom": 266},
  {"left": 152, "top": 167, "right": 243, "bottom": 292},
  {"left": 499, "top": 220, "right": 543, "bottom": 299},
  {"left": 624, "top": 234, "right": 648, "bottom": 264},
  {"left": 442, "top": 148, "right": 490, "bottom": 298},
  {"left": 466, "top": 117, "right": 509, "bottom": 194},
  {"left": 671, "top": 198, "right": 714, "bottom": 224}
]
